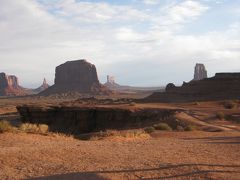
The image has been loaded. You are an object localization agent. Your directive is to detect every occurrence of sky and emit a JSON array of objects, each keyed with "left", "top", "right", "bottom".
[{"left": 0, "top": 0, "right": 240, "bottom": 88}]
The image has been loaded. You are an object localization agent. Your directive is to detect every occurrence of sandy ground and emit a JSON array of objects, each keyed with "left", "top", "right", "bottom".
[
  {"left": 0, "top": 131, "right": 239, "bottom": 180},
  {"left": 0, "top": 97, "right": 240, "bottom": 179}
]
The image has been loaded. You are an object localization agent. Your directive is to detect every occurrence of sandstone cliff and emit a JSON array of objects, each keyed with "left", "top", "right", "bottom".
[
  {"left": 40, "top": 60, "right": 110, "bottom": 95},
  {"left": 0, "top": 73, "right": 28, "bottom": 96}
]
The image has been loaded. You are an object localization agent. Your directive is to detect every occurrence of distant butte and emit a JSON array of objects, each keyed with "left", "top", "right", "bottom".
[
  {"left": 193, "top": 63, "right": 207, "bottom": 81},
  {"left": 0, "top": 72, "right": 28, "bottom": 96},
  {"left": 143, "top": 72, "right": 240, "bottom": 102},
  {"left": 40, "top": 59, "right": 111, "bottom": 96},
  {"left": 34, "top": 78, "right": 49, "bottom": 93}
]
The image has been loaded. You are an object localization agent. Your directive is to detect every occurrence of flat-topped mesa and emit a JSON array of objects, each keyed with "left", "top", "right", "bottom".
[
  {"left": 193, "top": 63, "right": 207, "bottom": 81},
  {"left": 0, "top": 72, "right": 27, "bottom": 96},
  {"left": 143, "top": 72, "right": 240, "bottom": 103},
  {"left": 55, "top": 60, "right": 99, "bottom": 87},
  {"left": 40, "top": 59, "right": 110, "bottom": 95},
  {"left": 214, "top": 73, "right": 240, "bottom": 79}
]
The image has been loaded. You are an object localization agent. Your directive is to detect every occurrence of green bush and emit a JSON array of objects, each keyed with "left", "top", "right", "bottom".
[
  {"left": 153, "top": 123, "right": 172, "bottom": 131},
  {"left": 184, "top": 125, "right": 196, "bottom": 131},
  {"left": 144, "top": 127, "right": 155, "bottom": 134},
  {"left": 216, "top": 112, "right": 225, "bottom": 120},
  {"left": 0, "top": 120, "right": 13, "bottom": 133}
]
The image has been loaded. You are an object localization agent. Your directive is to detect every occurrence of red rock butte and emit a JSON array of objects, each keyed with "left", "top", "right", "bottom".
[
  {"left": 40, "top": 59, "right": 110, "bottom": 95},
  {"left": 0, "top": 72, "right": 27, "bottom": 96}
]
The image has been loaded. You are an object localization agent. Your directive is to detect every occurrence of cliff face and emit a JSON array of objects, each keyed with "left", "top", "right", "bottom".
[
  {"left": 193, "top": 63, "right": 207, "bottom": 81},
  {"left": 0, "top": 73, "right": 27, "bottom": 96},
  {"left": 143, "top": 73, "right": 240, "bottom": 102},
  {"left": 17, "top": 105, "right": 177, "bottom": 134},
  {"left": 40, "top": 60, "right": 110, "bottom": 96}
]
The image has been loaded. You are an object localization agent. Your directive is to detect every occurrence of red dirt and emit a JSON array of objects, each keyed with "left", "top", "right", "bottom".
[{"left": 0, "top": 131, "right": 239, "bottom": 180}]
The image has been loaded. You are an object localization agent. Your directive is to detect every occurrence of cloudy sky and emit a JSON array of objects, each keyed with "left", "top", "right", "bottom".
[{"left": 0, "top": 0, "right": 240, "bottom": 88}]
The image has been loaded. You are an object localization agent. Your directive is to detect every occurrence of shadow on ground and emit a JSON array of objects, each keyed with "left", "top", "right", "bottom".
[
  {"left": 183, "top": 136, "right": 240, "bottom": 144},
  {"left": 28, "top": 163, "right": 240, "bottom": 180}
]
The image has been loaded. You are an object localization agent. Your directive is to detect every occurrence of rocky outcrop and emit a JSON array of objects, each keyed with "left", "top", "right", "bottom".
[
  {"left": 193, "top": 63, "right": 207, "bottom": 81},
  {"left": 104, "top": 75, "right": 120, "bottom": 90},
  {"left": 17, "top": 105, "right": 177, "bottom": 134},
  {"left": 40, "top": 60, "right": 111, "bottom": 95},
  {"left": 143, "top": 72, "right": 240, "bottom": 102},
  {"left": 165, "top": 83, "right": 176, "bottom": 92},
  {"left": 0, "top": 73, "right": 28, "bottom": 96},
  {"left": 34, "top": 78, "right": 49, "bottom": 93}
]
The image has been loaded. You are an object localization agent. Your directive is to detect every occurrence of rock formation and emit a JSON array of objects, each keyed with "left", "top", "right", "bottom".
[
  {"left": 104, "top": 75, "right": 120, "bottom": 90},
  {"left": 0, "top": 73, "right": 27, "bottom": 96},
  {"left": 34, "top": 78, "right": 49, "bottom": 93},
  {"left": 17, "top": 105, "right": 176, "bottom": 134},
  {"left": 165, "top": 83, "right": 176, "bottom": 92},
  {"left": 40, "top": 60, "right": 110, "bottom": 95},
  {"left": 143, "top": 72, "right": 240, "bottom": 103},
  {"left": 107, "top": 75, "right": 115, "bottom": 84},
  {"left": 193, "top": 63, "right": 207, "bottom": 81}
]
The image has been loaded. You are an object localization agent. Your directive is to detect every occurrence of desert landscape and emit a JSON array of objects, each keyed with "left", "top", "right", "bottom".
[
  {"left": 1, "top": 1, "right": 240, "bottom": 179},
  {"left": 0, "top": 59, "right": 239, "bottom": 180}
]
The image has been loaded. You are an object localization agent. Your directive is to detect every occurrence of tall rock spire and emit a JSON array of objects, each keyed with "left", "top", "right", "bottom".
[{"left": 193, "top": 63, "right": 207, "bottom": 81}]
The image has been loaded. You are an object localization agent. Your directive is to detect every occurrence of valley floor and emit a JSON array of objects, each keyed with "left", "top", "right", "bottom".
[{"left": 0, "top": 131, "right": 239, "bottom": 180}]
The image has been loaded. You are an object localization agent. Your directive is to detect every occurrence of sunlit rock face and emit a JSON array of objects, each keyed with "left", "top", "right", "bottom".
[{"left": 0, "top": 72, "right": 27, "bottom": 96}]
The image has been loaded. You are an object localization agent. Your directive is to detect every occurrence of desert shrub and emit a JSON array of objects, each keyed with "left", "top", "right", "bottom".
[
  {"left": 224, "top": 101, "right": 238, "bottom": 109},
  {"left": 0, "top": 120, "right": 13, "bottom": 133},
  {"left": 216, "top": 112, "right": 225, "bottom": 120},
  {"left": 144, "top": 127, "right": 155, "bottom": 134},
  {"left": 129, "top": 102, "right": 136, "bottom": 106},
  {"left": 20, "top": 123, "right": 49, "bottom": 134},
  {"left": 184, "top": 125, "right": 196, "bottom": 131},
  {"left": 153, "top": 123, "right": 172, "bottom": 131},
  {"left": 176, "top": 125, "right": 184, "bottom": 131},
  {"left": 193, "top": 102, "right": 200, "bottom": 105},
  {"left": 124, "top": 130, "right": 149, "bottom": 138}
]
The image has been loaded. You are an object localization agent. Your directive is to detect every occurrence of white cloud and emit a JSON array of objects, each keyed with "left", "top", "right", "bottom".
[
  {"left": 151, "top": 0, "right": 209, "bottom": 31},
  {"left": 0, "top": 0, "right": 239, "bottom": 87},
  {"left": 141, "top": 0, "right": 160, "bottom": 5},
  {"left": 50, "top": 0, "right": 149, "bottom": 24}
]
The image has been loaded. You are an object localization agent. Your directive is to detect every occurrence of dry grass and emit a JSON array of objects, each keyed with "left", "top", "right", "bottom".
[
  {"left": 19, "top": 123, "right": 49, "bottom": 134},
  {"left": 153, "top": 123, "right": 172, "bottom": 131},
  {"left": 0, "top": 120, "right": 13, "bottom": 133},
  {"left": 223, "top": 100, "right": 238, "bottom": 109},
  {"left": 184, "top": 125, "right": 197, "bottom": 131},
  {"left": 216, "top": 112, "right": 225, "bottom": 120},
  {"left": 79, "top": 129, "right": 150, "bottom": 141},
  {"left": 144, "top": 127, "right": 155, "bottom": 134}
]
